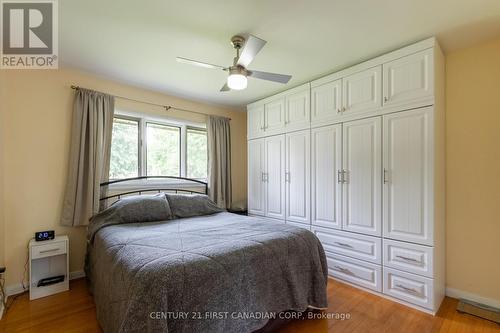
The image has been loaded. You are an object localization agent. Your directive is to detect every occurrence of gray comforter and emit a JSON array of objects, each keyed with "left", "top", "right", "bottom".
[{"left": 86, "top": 212, "right": 328, "bottom": 333}]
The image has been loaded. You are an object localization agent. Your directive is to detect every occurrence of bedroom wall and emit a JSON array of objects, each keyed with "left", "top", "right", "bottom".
[
  {"left": 445, "top": 36, "right": 500, "bottom": 304},
  {"left": 0, "top": 68, "right": 247, "bottom": 288},
  {"left": 0, "top": 71, "right": 5, "bottom": 270}
]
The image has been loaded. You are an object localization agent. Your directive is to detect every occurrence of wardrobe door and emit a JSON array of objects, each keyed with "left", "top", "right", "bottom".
[
  {"left": 247, "top": 139, "right": 266, "bottom": 216},
  {"left": 285, "top": 88, "right": 310, "bottom": 132},
  {"left": 311, "top": 79, "right": 342, "bottom": 126},
  {"left": 264, "top": 98, "right": 286, "bottom": 136},
  {"left": 342, "top": 117, "right": 382, "bottom": 236},
  {"left": 285, "top": 129, "right": 310, "bottom": 224},
  {"left": 311, "top": 125, "right": 342, "bottom": 229},
  {"left": 247, "top": 104, "right": 265, "bottom": 139},
  {"left": 342, "top": 66, "right": 382, "bottom": 117},
  {"left": 383, "top": 108, "right": 433, "bottom": 245},
  {"left": 265, "top": 135, "right": 286, "bottom": 220},
  {"left": 383, "top": 49, "right": 434, "bottom": 110}
]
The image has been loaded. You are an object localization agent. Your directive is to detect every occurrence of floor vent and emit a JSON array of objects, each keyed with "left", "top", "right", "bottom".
[{"left": 457, "top": 299, "right": 500, "bottom": 324}]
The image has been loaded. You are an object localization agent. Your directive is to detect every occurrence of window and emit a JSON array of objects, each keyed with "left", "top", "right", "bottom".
[
  {"left": 187, "top": 128, "right": 208, "bottom": 179},
  {"left": 146, "top": 123, "right": 181, "bottom": 176},
  {"left": 109, "top": 118, "right": 139, "bottom": 179},
  {"left": 109, "top": 114, "right": 208, "bottom": 181}
]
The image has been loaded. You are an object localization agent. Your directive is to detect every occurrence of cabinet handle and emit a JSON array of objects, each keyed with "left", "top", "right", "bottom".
[
  {"left": 342, "top": 106, "right": 346, "bottom": 112},
  {"left": 261, "top": 172, "right": 268, "bottom": 182},
  {"left": 396, "top": 255, "right": 421, "bottom": 263},
  {"left": 396, "top": 284, "right": 419, "bottom": 294},
  {"left": 337, "top": 108, "right": 342, "bottom": 114},
  {"left": 334, "top": 242, "right": 353, "bottom": 248},
  {"left": 261, "top": 172, "right": 265, "bottom": 182},
  {"left": 342, "top": 169, "right": 348, "bottom": 183},
  {"left": 334, "top": 265, "right": 354, "bottom": 276},
  {"left": 337, "top": 170, "right": 342, "bottom": 184},
  {"left": 39, "top": 248, "right": 60, "bottom": 254},
  {"left": 264, "top": 173, "right": 269, "bottom": 182},
  {"left": 384, "top": 96, "right": 389, "bottom": 103},
  {"left": 285, "top": 172, "right": 290, "bottom": 183},
  {"left": 383, "top": 169, "right": 389, "bottom": 184}
]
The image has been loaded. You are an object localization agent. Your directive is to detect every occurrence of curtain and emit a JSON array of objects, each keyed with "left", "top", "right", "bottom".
[
  {"left": 207, "top": 116, "right": 232, "bottom": 209},
  {"left": 60, "top": 88, "right": 115, "bottom": 226}
]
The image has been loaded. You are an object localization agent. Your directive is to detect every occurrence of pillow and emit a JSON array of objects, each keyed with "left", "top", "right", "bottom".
[
  {"left": 165, "top": 193, "right": 225, "bottom": 218},
  {"left": 88, "top": 193, "right": 172, "bottom": 242}
]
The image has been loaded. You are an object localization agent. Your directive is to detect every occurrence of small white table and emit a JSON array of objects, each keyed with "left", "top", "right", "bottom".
[{"left": 29, "top": 235, "right": 69, "bottom": 300}]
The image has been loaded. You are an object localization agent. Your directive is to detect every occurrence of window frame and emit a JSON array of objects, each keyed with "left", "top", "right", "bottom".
[{"left": 110, "top": 110, "right": 207, "bottom": 184}]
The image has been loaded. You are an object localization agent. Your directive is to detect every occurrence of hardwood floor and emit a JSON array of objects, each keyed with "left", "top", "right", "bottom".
[{"left": 0, "top": 278, "right": 498, "bottom": 333}]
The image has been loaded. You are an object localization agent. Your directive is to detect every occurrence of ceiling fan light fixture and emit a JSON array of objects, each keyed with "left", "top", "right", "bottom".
[{"left": 227, "top": 73, "right": 247, "bottom": 90}]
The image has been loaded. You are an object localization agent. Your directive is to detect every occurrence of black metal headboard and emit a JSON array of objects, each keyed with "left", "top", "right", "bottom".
[{"left": 99, "top": 176, "right": 208, "bottom": 202}]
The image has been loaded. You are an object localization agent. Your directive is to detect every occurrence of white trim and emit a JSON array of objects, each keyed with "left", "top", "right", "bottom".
[
  {"left": 69, "top": 270, "right": 86, "bottom": 280},
  {"left": 446, "top": 287, "right": 500, "bottom": 309},
  {"left": 116, "top": 109, "right": 206, "bottom": 129}
]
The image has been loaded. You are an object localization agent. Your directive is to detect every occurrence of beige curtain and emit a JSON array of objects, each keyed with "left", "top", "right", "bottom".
[
  {"left": 207, "top": 116, "right": 232, "bottom": 209},
  {"left": 60, "top": 88, "right": 115, "bottom": 226}
]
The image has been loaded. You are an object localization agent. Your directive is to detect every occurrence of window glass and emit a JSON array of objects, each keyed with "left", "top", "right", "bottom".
[
  {"left": 109, "top": 118, "right": 139, "bottom": 179},
  {"left": 146, "top": 123, "right": 181, "bottom": 176},
  {"left": 187, "top": 128, "right": 208, "bottom": 179}
]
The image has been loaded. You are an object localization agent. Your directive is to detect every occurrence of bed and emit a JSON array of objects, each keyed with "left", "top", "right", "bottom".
[{"left": 85, "top": 177, "right": 328, "bottom": 333}]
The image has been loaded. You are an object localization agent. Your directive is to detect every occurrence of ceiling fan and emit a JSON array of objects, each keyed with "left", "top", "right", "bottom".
[{"left": 176, "top": 35, "right": 292, "bottom": 91}]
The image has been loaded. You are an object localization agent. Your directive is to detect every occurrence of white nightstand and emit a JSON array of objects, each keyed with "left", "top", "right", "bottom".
[{"left": 29, "top": 235, "right": 69, "bottom": 300}]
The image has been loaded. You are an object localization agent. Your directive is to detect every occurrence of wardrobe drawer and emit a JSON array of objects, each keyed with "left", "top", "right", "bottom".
[
  {"left": 312, "top": 227, "right": 381, "bottom": 264},
  {"left": 327, "top": 254, "right": 382, "bottom": 292},
  {"left": 384, "top": 268, "right": 434, "bottom": 310},
  {"left": 31, "top": 241, "right": 67, "bottom": 260},
  {"left": 286, "top": 221, "right": 311, "bottom": 230},
  {"left": 383, "top": 239, "right": 433, "bottom": 277}
]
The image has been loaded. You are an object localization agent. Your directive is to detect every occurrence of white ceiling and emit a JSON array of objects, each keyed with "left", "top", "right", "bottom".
[{"left": 60, "top": 0, "right": 500, "bottom": 108}]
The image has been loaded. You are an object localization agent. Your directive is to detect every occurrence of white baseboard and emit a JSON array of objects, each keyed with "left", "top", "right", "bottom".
[
  {"left": 69, "top": 270, "right": 86, "bottom": 280},
  {"left": 446, "top": 287, "right": 500, "bottom": 309}
]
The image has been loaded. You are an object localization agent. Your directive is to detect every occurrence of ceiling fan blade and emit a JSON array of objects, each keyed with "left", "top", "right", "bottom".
[
  {"left": 237, "top": 35, "right": 267, "bottom": 68},
  {"left": 220, "top": 82, "right": 231, "bottom": 92},
  {"left": 176, "top": 57, "right": 226, "bottom": 70},
  {"left": 249, "top": 70, "right": 292, "bottom": 84}
]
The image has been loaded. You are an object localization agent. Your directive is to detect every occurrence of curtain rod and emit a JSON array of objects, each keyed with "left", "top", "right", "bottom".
[{"left": 70, "top": 85, "right": 231, "bottom": 120}]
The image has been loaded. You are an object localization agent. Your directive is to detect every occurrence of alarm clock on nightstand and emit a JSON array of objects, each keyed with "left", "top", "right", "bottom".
[{"left": 35, "top": 230, "right": 55, "bottom": 241}]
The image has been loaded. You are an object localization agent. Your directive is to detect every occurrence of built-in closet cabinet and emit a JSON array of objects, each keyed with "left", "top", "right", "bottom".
[
  {"left": 247, "top": 84, "right": 310, "bottom": 139},
  {"left": 311, "top": 125, "right": 342, "bottom": 229},
  {"left": 342, "top": 117, "right": 382, "bottom": 236},
  {"left": 311, "top": 80, "right": 342, "bottom": 126},
  {"left": 264, "top": 135, "right": 286, "bottom": 220},
  {"left": 247, "top": 138, "right": 266, "bottom": 216},
  {"left": 310, "top": 66, "right": 382, "bottom": 127},
  {"left": 247, "top": 135, "right": 285, "bottom": 220},
  {"left": 383, "top": 107, "right": 433, "bottom": 245},
  {"left": 247, "top": 37, "right": 445, "bottom": 315},
  {"left": 285, "top": 129, "right": 310, "bottom": 224},
  {"left": 383, "top": 49, "right": 434, "bottom": 111},
  {"left": 247, "top": 104, "right": 265, "bottom": 139},
  {"left": 263, "top": 98, "right": 286, "bottom": 136},
  {"left": 342, "top": 66, "right": 382, "bottom": 117},
  {"left": 285, "top": 89, "right": 310, "bottom": 132}
]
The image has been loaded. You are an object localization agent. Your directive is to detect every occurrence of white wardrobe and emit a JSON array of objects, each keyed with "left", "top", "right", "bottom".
[{"left": 247, "top": 37, "right": 445, "bottom": 314}]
